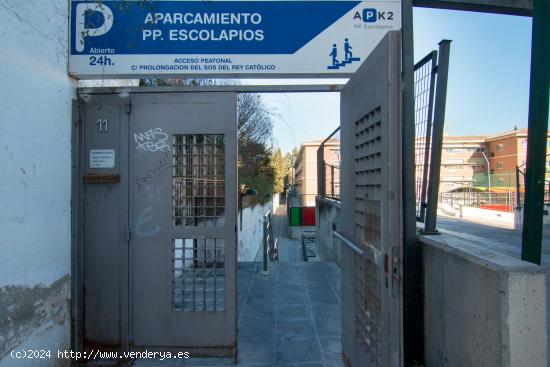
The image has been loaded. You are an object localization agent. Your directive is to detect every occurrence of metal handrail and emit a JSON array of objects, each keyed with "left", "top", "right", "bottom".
[
  {"left": 334, "top": 231, "right": 382, "bottom": 266},
  {"left": 262, "top": 210, "right": 278, "bottom": 274},
  {"left": 334, "top": 231, "right": 364, "bottom": 256}
]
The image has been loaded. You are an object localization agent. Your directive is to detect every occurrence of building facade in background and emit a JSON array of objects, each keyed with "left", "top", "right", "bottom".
[
  {"left": 486, "top": 129, "right": 529, "bottom": 188},
  {"left": 433, "top": 129, "right": 550, "bottom": 193},
  {"left": 301, "top": 129, "right": 546, "bottom": 203},
  {"left": 439, "top": 135, "right": 488, "bottom": 192},
  {"left": 294, "top": 138, "right": 340, "bottom": 206}
]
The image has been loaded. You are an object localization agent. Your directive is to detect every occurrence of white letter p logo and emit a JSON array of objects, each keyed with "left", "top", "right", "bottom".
[{"left": 75, "top": 3, "right": 113, "bottom": 53}]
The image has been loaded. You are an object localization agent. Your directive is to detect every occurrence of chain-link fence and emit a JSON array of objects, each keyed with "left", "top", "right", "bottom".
[
  {"left": 413, "top": 41, "right": 451, "bottom": 233},
  {"left": 414, "top": 51, "right": 438, "bottom": 222}
]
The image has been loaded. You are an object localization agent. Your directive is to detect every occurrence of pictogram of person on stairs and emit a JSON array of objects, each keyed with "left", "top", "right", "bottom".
[
  {"left": 344, "top": 38, "right": 353, "bottom": 62},
  {"left": 330, "top": 44, "right": 339, "bottom": 67}
]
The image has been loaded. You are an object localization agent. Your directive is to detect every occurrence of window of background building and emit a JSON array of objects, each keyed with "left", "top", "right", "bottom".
[
  {"left": 497, "top": 177, "right": 505, "bottom": 186},
  {"left": 497, "top": 162, "right": 504, "bottom": 169},
  {"left": 497, "top": 144, "right": 504, "bottom": 151},
  {"left": 446, "top": 176, "right": 463, "bottom": 181}
]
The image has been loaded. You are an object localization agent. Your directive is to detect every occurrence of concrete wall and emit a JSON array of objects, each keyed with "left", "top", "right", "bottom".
[
  {"left": 238, "top": 201, "right": 273, "bottom": 261},
  {"left": 0, "top": 1, "right": 75, "bottom": 364},
  {"left": 316, "top": 196, "right": 341, "bottom": 264},
  {"left": 421, "top": 233, "right": 547, "bottom": 367}
]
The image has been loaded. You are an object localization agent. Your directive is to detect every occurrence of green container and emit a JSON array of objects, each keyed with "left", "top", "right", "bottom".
[{"left": 289, "top": 207, "right": 302, "bottom": 226}]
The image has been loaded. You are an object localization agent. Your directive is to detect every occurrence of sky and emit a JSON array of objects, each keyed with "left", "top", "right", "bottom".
[{"left": 250, "top": 8, "right": 533, "bottom": 154}]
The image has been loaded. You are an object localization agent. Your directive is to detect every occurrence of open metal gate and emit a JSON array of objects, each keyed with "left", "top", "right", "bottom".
[
  {"left": 338, "top": 31, "right": 403, "bottom": 367},
  {"left": 75, "top": 91, "right": 237, "bottom": 357}
]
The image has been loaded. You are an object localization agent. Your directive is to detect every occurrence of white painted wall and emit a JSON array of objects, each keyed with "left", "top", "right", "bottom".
[
  {"left": 459, "top": 206, "right": 515, "bottom": 228},
  {"left": 238, "top": 201, "right": 272, "bottom": 261},
  {"left": 272, "top": 192, "right": 280, "bottom": 214},
  {"left": 0, "top": 0, "right": 74, "bottom": 287},
  {"left": 0, "top": 0, "right": 75, "bottom": 362}
]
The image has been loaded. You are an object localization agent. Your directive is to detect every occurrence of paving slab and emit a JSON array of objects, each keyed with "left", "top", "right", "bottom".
[{"left": 133, "top": 261, "right": 343, "bottom": 367}]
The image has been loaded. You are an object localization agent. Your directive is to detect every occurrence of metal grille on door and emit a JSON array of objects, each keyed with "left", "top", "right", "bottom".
[
  {"left": 173, "top": 134, "right": 225, "bottom": 227},
  {"left": 172, "top": 134, "right": 227, "bottom": 312},
  {"left": 172, "top": 238, "right": 225, "bottom": 311},
  {"left": 353, "top": 107, "right": 384, "bottom": 364}
]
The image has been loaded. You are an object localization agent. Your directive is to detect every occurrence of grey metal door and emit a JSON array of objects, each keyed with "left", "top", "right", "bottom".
[
  {"left": 339, "top": 31, "right": 403, "bottom": 367},
  {"left": 129, "top": 92, "right": 237, "bottom": 355}
]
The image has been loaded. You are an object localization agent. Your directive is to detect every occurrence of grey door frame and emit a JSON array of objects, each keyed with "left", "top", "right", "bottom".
[{"left": 73, "top": 93, "right": 131, "bottom": 353}]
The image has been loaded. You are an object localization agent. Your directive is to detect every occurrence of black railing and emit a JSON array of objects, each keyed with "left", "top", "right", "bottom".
[
  {"left": 323, "top": 163, "right": 340, "bottom": 200},
  {"left": 317, "top": 126, "right": 341, "bottom": 201},
  {"left": 262, "top": 210, "right": 278, "bottom": 274},
  {"left": 439, "top": 191, "right": 516, "bottom": 212}
]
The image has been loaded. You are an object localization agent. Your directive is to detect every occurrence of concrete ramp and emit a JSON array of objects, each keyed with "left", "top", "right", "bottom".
[{"left": 272, "top": 204, "right": 305, "bottom": 262}]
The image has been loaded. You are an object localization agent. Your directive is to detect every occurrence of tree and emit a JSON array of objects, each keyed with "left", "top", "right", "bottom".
[
  {"left": 238, "top": 93, "right": 273, "bottom": 147},
  {"left": 271, "top": 148, "right": 285, "bottom": 193},
  {"left": 236, "top": 92, "right": 275, "bottom": 203},
  {"left": 140, "top": 78, "right": 273, "bottom": 147},
  {"left": 283, "top": 152, "right": 293, "bottom": 186},
  {"left": 239, "top": 140, "right": 274, "bottom": 205}
]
